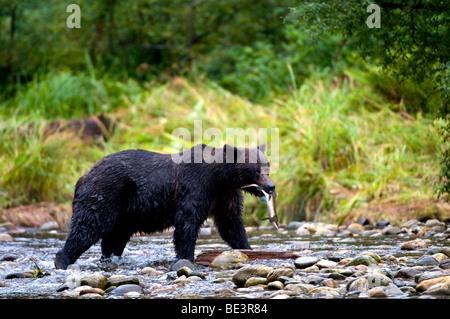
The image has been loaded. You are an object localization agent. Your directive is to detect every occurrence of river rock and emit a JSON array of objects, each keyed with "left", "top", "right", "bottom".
[
  {"left": 39, "top": 221, "right": 59, "bottom": 231},
  {"left": 395, "top": 267, "right": 420, "bottom": 279},
  {"left": 244, "top": 277, "right": 267, "bottom": 288},
  {"left": 79, "top": 287, "right": 106, "bottom": 296},
  {"left": 0, "top": 233, "right": 13, "bottom": 241},
  {"left": 109, "top": 284, "right": 143, "bottom": 296},
  {"left": 316, "top": 259, "right": 337, "bottom": 269},
  {"left": 210, "top": 250, "right": 249, "bottom": 269},
  {"left": 415, "top": 255, "right": 439, "bottom": 266},
  {"left": 416, "top": 276, "right": 450, "bottom": 292},
  {"left": 81, "top": 273, "right": 107, "bottom": 290},
  {"left": 347, "top": 223, "right": 366, "bottom": 232},
  {"left": 266, "top": 267, "right": 294, "bottom": 283},
  {"left": 368, "top": 287, "right": 387, "bottom": 297},
  {"left": 423, "top": 283, "right": 450, "bottom": 295},
  {"left": 366, "top": 273, "right": 392, "bottom": 288},
  {"left": 107, "top": 275, "right": 139, "bottom": 287},
  {"left": 232, "top": 264, "right": 273, "bottom": 287},
  {"left": 268, "top": 281, "right": 284, "bottom": 290},
  {"left": 294, "top": 256, "right": 319, "bottom": 269},
  {"left": 440, "top": 259, "right": 450, "bottom": 269},
  {"left": 140, "top": 267, "right": 164, "bottom": 276},
  {"left": 284, "top": 283, "right": 312, "bottom": 295},
  {"left": 170, "top": 259, "right": 198, "bottom": 272},
  {"left": 307, "top": 286, "right": 341, "bottom": 297},
  {"left": 5, "top": 271, "right": 33, "bottom": 279},
  {"left": 400, "top": 238, "right": 428, "bottom": 250},
  {"left": 348, "top": 254, "right": 378, "bottom": 267},
  {"left": 347, "top": 277, "right": 369, "bottom": 292}
]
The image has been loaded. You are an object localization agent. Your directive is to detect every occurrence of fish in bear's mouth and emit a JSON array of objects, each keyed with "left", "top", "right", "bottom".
[{"left": 241, "top": 184, "right": 279, "bottom": 229}]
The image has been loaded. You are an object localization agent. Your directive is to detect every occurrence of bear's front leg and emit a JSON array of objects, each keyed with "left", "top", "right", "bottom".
[
  {"left": 213, "top": 191, "right": 251, "bottom": 250},
  {"left": 173, "top": 210, "right": 205, "bottom": 261}
]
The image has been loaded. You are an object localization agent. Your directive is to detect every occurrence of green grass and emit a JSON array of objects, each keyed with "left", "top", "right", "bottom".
[{"left": 0, "top": 70, "right": 444, "bottom": 225}]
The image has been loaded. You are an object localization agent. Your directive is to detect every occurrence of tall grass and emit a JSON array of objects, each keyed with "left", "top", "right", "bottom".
[{"left": 0, "top": 70, "right": 443, "bottom": 225}]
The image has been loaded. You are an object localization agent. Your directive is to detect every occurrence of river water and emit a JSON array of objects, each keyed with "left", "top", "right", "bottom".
[{"left": 0, "top": 226, "right": 448, "bottom": 299}]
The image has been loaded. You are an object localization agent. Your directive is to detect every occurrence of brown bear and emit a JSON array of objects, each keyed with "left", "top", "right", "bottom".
[{"left": 54, "top": 143, "right": 275, "bottom": 269}]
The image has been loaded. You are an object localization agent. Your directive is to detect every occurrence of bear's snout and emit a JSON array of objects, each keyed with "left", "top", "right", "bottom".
[{"left": 265, "top": 182, "right": 275, "bottom": 194}]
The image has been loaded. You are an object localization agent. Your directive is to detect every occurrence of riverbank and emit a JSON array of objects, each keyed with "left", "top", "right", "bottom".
[{"left": 0, "top": 217, "right": 449, "bottom": 299}]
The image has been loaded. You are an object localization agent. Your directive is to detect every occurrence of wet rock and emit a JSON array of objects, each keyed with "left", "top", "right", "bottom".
[
  {"left": 268, "top": 281, "right": 284, "bottom": 290},
  {"left": 210, "top": 250, "right": 249, "bottom": 269},
  {"left": 433, "top": 253, "right": 449, "bottom": 263},
  {"left": 5, "top": 271, "right": 33, "bottom": 279},
  {"left": 170, "top": 259, "right": 198, "bottom": 272},
  {"left": 348, "top": 254, "right": 378, "bottom": 267},
  {"left": 415, "top": 255, "right": 439, "bottom": 266},
  {"left": 368, "top": 287, "right": 387, "bottom": 297},
  {"left": 0, "top": 233, "right": 13, "bottom": 241},
  {"left": 440, "top": 259, "right": 450, "bottom": 270},
  {"left": 109, "top": 284, "right": 143, "bottom": 296},
  {"left": 39, "top": 221, "right": 59, "bottom": 231},
  {"left": 316, "top": 259, "right": 338, "bottom": 269},
  {"left": 416, "top": 276, "right": 450, "bottom": 292},
  {"left": 79, "top": 287, "right": 105, "bottom": 296},
  {"left": 140, "top": 267, "right": 164, "bottom": 276},
  {"left": 400, "top": 238, "right": 428, "bottom": 250},
  {"left": 347, "top": 277, "right": 369, "bottom": 292},
  {"left": 416, "top": 269, "right": 450, "bottom": 283},
  {"left": 232, "top": 264, "right": 273, "bottom": 287},
  {"left": 107, "top": 275, "right": 139, "bottom": 287},
  {"left": 347, "top": 223, "right": 366, "bottom": 232},
  {"left": 321, "top": 278, "right": 339, "bottom": 288},
  {"left": 284, "top": 283, "right": 311, "bottom": 295},
  {"left": 244, "top": 277, "right": 267, "bottom": 288},
  {"left": 266, "top": 267, "right": 294, "bottom": 283},
  {"left": 294, "top": 256, "right": 319, "bottom": 269},
  {"left": 366, "top": 273, "right": 392, "bottom": 287},
  {"left": 423, "top": 283, "right": 450, "bottom": 296},
  {"left": 308, "top": 287, "right": 341, "bottom": 298},
  {"left": 286, "top": 221, "right": 303, "bottom": 230},
  {"left": 81, "top": 273, "right": 107, "bottom": 290},
  {"left": 1, "top": 254, "right": 19, "bottom": 261},
  {"left": 382, "top": 225, "right": 403, "bottom": 235},
  {"left": 395, "top": 267, "right": 420, "bottom": 279},
  {"left": 177, "top": 266, "right": 193, "bottom": 277}
]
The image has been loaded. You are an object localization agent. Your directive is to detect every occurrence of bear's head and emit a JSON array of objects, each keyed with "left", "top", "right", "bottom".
[{"left": 222, "top": 143, "right": 275, "bottom": 198}]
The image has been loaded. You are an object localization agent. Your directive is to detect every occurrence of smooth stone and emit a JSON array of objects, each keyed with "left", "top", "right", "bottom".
[
  {"left": 347, "top": 223, "right": 366, "bottom": 232},
  {"left": 244, "top": 277, "right": 267, "bottom": 288},
  {"left": 316, "top": 259, "right": 337, "bottom": 269},
  {"left": 81, "top": 273, "right": 107, "bottom": 290},
  {"left": 286, "top": 221, "right": 303, "bottom": 230},
  {"left": 348, "top": 255, "right": 377, "bottom": 266},
  {"left": 5, "top": 271, "right": 33, "bottom": 279},
  {"left": 368, "top": 287, "right": 387, "bottom": 297},
  {"left": 366, "top": 273, "right": 392, "bottom": 288},
  {"left": 416, "top": 276, "right": 450, "bottom": 292},
  {"left": 39, "top": 221, "right": 59, "bottom": 231},
  {"left": 210, "top": 250, "right": 249, "bottom": 269},
  {"left": 266, "top": 267, "right": 294, "bottom": 283},
  {"left": 177, "top": 266, "right": 193, "bottom": 277},
  {"left": 267, "top": 281, "right": 284, "bottom": 290},
  {"left": 294, "top": 256, "right": 319, "bottom": 269},
  {"left": 395, "top": 267, "right": 420, "bottom": 279},
  {"left": 307, "top": 286, "right": 341, "bottom": 297},
  {"left": 347, "top": 277, "right": 369, "bottom": 292},
  {"left": 79, "top": 287, "right": 105, "bottom": 296},
  {"left": 1, "top": 254, "right": 19, "bottom": 261},
  {"left": 415, "top": 255, "right": 439, "bottom": 266},
  {"left": 423, "top": 283, "right": 450, "bottom": 295},
  {"left": 232, "top": 264, "right": 273, "bottom": 287},
  {"left": 284, "top": 283, "right": 311, "bottom": 295},
  {"left": 0, "top": 233, "right": 13, "bottom": 241},
  {"left": 400, "top": 238, "right": 428, "bottom": 250},
  {"left": 433, "top": 253, "right": 449, "bottom": 263},
  {"left": 140, "top": 267, "right": 164, "bottom": 276},
  {"left": 440, "top": 259, "right": 450, "bottom": 269},
  {"left": 109, "top": 284, "right": 143, "bottom": 296},
  {"left": 170, "top": 259, "right": 198, "bottom": 271},
  {"left": 416, "top": 269, "right": 450, "bottom": 283},
  {"left": 107, "top": 275, "right": 140, "bottom": 287},
  {"left": 321, "top": 278, "right": 339, "bottom": 288}
]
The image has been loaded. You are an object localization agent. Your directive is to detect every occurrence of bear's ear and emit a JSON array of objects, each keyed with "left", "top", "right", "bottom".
[{"left": 258, "top": 143, "right": 267, "bottom": 154}]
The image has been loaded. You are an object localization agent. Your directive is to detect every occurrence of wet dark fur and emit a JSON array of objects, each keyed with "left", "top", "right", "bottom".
[{"left": 55, "top": 144, "right": 274, "bottom": 269}]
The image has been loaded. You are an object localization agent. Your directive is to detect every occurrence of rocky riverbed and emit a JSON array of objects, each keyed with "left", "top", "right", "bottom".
[{"left": 0, "top": 218, "right": 449, "bottom": 299}]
